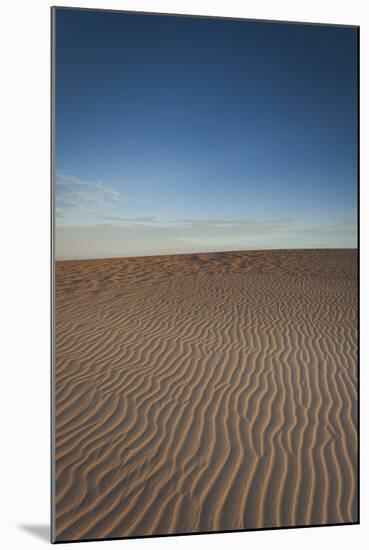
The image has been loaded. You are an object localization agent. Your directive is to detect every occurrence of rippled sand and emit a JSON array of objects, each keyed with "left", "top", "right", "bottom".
[{"left": 53, "top": 249, "right": 358, "bottom": 542}]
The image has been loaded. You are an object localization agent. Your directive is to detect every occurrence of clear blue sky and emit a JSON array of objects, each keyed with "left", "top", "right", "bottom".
[{"left": 54, "top": 8, "right": 358, "bottom": 259}]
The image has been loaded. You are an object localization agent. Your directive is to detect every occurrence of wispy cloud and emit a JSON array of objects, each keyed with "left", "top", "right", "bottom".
[
  {"left": 99, "top": 216, "right": 291, "bottom": 230},
  {"left": 178, "top": 218, "right": 291, "bottom": 233},
  {"left": 55, "top": 173, "right": 122, "bottom": 218},
  {"left": 179, "top": 218, "right": 257, "bottom": 226},
  {"left": 295, "top": 218, "right": 356, "bottom": 237},
  {"left": 101, "top": 215, "right": 159, "bottom": 224}
]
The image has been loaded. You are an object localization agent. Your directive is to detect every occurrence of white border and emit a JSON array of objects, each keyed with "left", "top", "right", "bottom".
[{"left": 1, "top": 1, "right": 367, "bottom": 548}]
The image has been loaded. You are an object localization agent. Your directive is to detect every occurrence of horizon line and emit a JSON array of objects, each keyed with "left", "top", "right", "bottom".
[{"left": 55, "top": 246, "right": 358, "bottom": 262}]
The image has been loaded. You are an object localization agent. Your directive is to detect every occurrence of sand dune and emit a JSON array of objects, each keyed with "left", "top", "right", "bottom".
[{"left": 53, "top": 249, "right": 358, "bottom": 542}]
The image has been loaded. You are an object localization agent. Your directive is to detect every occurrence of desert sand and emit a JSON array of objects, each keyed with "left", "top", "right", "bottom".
[{"left": 53, "top": 249, "right": 358, "bottom": 541}]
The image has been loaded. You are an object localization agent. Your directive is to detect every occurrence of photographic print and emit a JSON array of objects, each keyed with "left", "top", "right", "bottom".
[{"left": 51, "top": 7, "right": 359, "bottom": 543}]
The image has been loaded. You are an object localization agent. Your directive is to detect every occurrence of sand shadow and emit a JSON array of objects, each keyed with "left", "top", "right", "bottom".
[{"left": 18, "top": 524, "right": 49, "bottom": 542}]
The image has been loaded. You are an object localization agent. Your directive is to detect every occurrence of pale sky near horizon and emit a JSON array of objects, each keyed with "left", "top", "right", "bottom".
[{"left": 54, "top": 9, "right": 358, "bottom": 260}]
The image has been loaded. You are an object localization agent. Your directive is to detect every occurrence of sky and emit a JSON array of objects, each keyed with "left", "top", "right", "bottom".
[{"left": 54, "top": 8, "right": 358, "bottom": 259}]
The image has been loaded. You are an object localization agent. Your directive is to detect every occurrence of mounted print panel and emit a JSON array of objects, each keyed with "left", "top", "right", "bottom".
[{"left": 51, "top": 7, "right": 359, "bottom": 543}]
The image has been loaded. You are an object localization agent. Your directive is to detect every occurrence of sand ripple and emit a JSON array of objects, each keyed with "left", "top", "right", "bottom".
[{"left": 53, "top": 249, "right": 358, "bottom": 541}]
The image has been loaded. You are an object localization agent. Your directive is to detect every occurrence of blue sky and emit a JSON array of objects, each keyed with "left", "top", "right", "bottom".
[{"left": 54, "top": 9, "right": 358, "bottom": 259}]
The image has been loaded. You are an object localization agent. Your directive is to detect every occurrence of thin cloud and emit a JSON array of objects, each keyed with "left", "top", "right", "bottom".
[
  {"left": 178, "top": 218, "right": 291, "bottom": 228},
  {"left": 55, "top": 209, "right": 65, "bottom": 218},
  {"left": 100, "top": 216, "right": 292, "bottom": 233},
  {"left": 55, "top": 173, "right": 122, "bottom": 218},
  {"left": 101, "top": 215, "right": 159, "bottom": 223},
  {"left": 99, "top": 217, "right": 291, "bottom": 229},
  {"left": 295, "top": 220, "right": 356, "bottom": 237}
]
